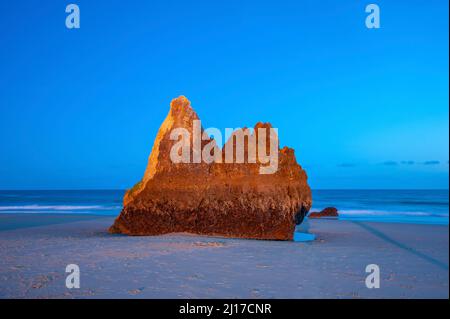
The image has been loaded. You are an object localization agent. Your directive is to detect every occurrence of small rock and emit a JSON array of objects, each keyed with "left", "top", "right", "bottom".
[{"left": 308, "top": 207, "right": 339, "bottom": 218}]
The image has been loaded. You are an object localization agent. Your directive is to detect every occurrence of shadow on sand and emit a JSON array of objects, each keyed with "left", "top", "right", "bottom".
[{"left": 352, "top": 221, "right": 448, "bottom": 271}]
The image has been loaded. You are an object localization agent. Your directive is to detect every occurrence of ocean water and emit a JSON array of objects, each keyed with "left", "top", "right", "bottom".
[
  {"left": 0, "top": 190, "right": 124, "bottom": 216},
  {"left": 0, "top": 189, "right": 448, "bottom": 225},
  {"left": 311, "top": 189, "right": 449, "bottom": 225}
]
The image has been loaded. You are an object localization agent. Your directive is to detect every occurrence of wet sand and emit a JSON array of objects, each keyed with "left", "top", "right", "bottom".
[{"left": 0, "top": 214, "right": 448, "bottom": 298}]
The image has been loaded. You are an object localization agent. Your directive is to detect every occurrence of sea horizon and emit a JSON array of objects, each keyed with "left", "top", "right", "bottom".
[{"left": 0, "top": 189, "right": 448, "bottom": 225}]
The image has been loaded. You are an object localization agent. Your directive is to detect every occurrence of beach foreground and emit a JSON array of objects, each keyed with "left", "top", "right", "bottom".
[{"left": 0, "top": 214, "right": 448, "bottom": 299}]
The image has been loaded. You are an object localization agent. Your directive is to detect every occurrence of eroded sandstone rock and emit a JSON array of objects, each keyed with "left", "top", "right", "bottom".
[{"left": 110, "top": 96, "right": 312, "bottom": 240}]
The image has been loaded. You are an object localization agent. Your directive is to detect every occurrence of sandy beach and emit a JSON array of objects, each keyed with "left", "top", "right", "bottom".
[{"left": 0, "top": 214, "right": 448, "bottom": 299}]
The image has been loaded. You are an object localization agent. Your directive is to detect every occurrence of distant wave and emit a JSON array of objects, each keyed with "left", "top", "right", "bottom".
[
  {"left": 398, "top": 201, "right": 449, "bottom": 206},
  {"left": 339, "top": 209, "right": 448, "bottom": 218},
  {"left": 0, "top": 205, "right": 122, "bottom": 211},
  {"left": 311, "top": 208, "right": 449, "bottom": 218}
]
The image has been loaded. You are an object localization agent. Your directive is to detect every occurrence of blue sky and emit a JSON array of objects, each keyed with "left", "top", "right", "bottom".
[{"left": 0, "top": 0, "right": 448, "bottom": 189}]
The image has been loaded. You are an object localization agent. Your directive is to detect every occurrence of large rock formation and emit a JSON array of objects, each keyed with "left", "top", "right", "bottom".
[{"left": 110, "top": 96, "right": 312, "bottom": 240}]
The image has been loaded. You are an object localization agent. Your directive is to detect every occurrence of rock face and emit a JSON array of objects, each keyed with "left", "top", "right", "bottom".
[
  {"left": 109, "top": 96, "right": 312, "bottom": 240},
  {"left": 308, "top": 207, "right": 339, "bottom": 219}
]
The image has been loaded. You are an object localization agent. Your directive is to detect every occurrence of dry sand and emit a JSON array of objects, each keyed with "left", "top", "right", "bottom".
[{"left": 0, "top": 214, "right": 448, "bottom": 298}]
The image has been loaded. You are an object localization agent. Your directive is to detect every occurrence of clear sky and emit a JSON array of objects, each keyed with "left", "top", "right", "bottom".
[{"left": 0, "top": 0, "right": 448, "bottom": 190}]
